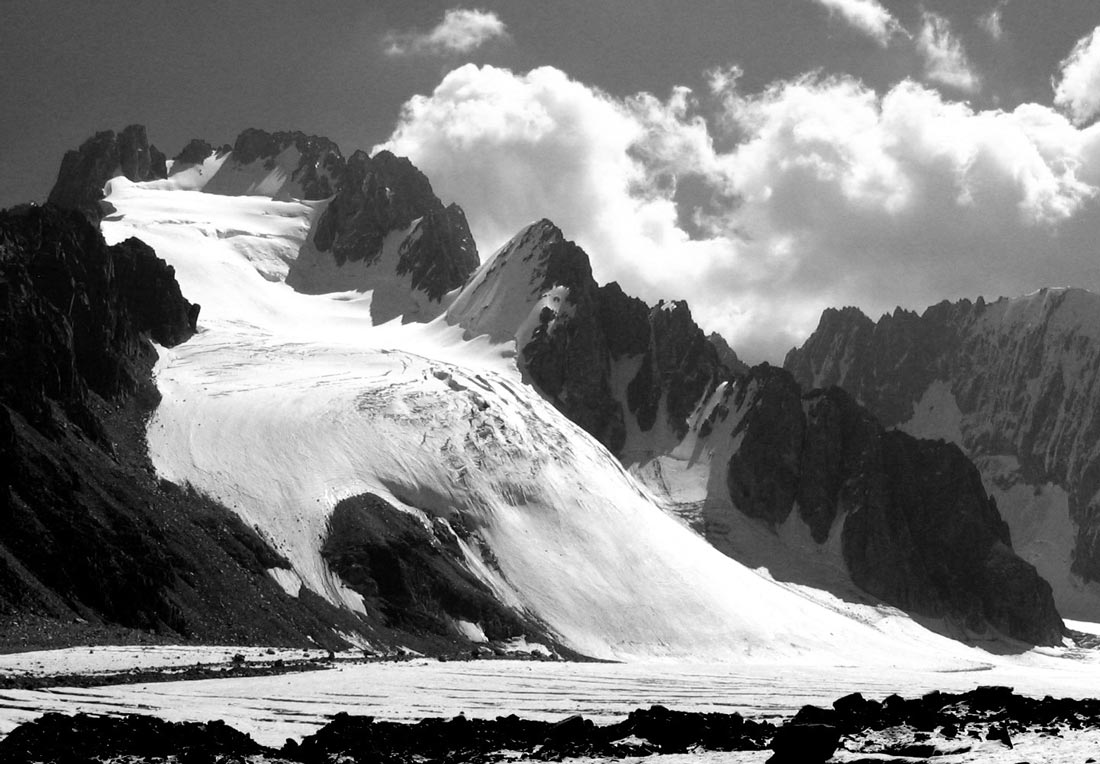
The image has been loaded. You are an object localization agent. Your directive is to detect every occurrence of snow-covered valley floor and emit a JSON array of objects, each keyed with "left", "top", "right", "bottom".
[{"left": 4, "top": 652, "right": 1100, "bottom": 761}]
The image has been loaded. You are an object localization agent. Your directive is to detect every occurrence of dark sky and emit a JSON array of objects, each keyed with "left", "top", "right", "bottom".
[{"left": 5, "top": 1, "right": 1100, "bottom": 359}]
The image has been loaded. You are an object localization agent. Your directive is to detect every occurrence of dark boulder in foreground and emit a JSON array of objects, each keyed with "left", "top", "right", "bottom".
[
  {"left": 0, "top": 713, "right": 263, "bottom": 763},
  {"left": 768, "top": 722, "right": 841, "bottom": 763}
]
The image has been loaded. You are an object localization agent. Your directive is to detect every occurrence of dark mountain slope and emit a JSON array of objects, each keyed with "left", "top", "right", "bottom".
[
  {"left": 0, "top": 204, "right": 369, "bottom": 648},
  {"left": 784, "top": 291, "right": 1100, "bottom": 614}
]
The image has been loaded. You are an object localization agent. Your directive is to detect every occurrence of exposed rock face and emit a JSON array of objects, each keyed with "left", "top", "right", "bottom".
[
  {"left": 708, "top": 331, "right": 751, "bottom": 376},
  {"left": 0, "top": 205, "right": 364, "bottom": 647},
  {"left": 396, "top": 203, "right": 480, "bottom": 301},
  {"left": 0, "top": 204, "right": 197, "bottom": 433},
  {"left": 313, "top": 150, "right": 438, "bottom": 260},
  {"left": 321, "top": 493, "right": 548, "bottom": 646},
  {"left": 226, "top": 128, "right": 344, "bottom": 200},
  {"left": 448, "top": 220, "right": 732, "bottom": 453},
  {"left": 784, "top": 289, "right": 1100, "bottom": 599},
  {"left": 511, "top": 222, "right": 627, "bottom": 450},
  {"left": 626, "top": 300, "right": 726, "bottom": 439},
  {"left": 47, "top": 125, "right": 167, "bottom": 220},
  {"left": 716, "top": 365, "right": 1064, "bottom": 644},
  {"left": 290, "top": 149, "right": 480, "bottom": 310}
]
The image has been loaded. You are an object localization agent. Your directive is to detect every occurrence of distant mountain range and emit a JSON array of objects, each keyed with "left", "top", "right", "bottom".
[{"left": 0, "top": 123, "right": 1083, "bottom": 658}]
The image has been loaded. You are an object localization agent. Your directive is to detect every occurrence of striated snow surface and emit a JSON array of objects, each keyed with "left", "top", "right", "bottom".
[
  {"left": 96, "top": 177, "right": 1090, "bottom": 665},
  {"left": 5, "top": 655, "right": 1100, "bottom": 751}
]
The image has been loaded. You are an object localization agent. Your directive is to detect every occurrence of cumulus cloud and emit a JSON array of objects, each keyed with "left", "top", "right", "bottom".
[
  {"left": 1054, "top": 26, "right": 1100, "bottom": 125},
  {"left": 810, "top": 0, "right": 903, "bottom": 47},
  {"left": 916, "top": 12, "right": 982, "bottom": 93},
  {"left": 380, "top": 64, "right": 1100, "bottom": 362},
  {"left": 384, "top": 8, "right": 507, "bottom": 56}
]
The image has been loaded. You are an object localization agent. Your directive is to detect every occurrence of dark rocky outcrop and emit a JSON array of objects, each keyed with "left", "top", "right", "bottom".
[
  {"left": 226, "top": 128, "right": 344, "bottom": 200},
  {"left": 784, "top": 290, "right": 1100, "bottom": 587},
  {"left": 514, "top": 223, "right": 628, "bottom": 450},
  {"left": 0, "top": 203, "right": 196, "bottom": 441},
  {"left": 290, "top": 705, "right": 774, "bottom": 763},
  {"left": 321, "top": 492, "right": 548, "bottom": 648},
  {"left": 313, "top": 150, "right": 441, "bottom": 264},
  {"left": 718, "top": 365, "right": 1064, "bottom": 644},
  {"left": 47, "top": 124, "right": 168, "bottom": 221},
  {"left": 767, "top": 722, "right": 840, "bottom": 764},
  {"left": 0, "top": 204, "right": 365, "bottom": 648},
  {"left": 396, "top": 203, "right": 479, "bottom": 301},
  {"left": 0, "top": 713, "right": 264, "bottom": 764},
  {"left": 625, "top": 300, "right": 727, "bottom": 439},
  {"left": 290, "top": 148, "right": 480, "bottom": 306},
  {"left": 9, "top": 688, "right": 1100, "bottom": 763}
]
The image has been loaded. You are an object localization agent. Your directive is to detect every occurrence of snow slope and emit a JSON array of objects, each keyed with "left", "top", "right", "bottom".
[{"left": 98, "top": 177, "right": 1068, "bottom": 664}]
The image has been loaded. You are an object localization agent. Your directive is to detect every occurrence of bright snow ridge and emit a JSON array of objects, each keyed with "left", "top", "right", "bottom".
[{"left": 98, "top": 176, "right": 1058, "bottom": 665}]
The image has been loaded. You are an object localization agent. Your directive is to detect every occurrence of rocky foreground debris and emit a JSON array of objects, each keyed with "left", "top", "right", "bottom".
[{"left": 3, "top": 686, "right": 1099, "bottom": 762}]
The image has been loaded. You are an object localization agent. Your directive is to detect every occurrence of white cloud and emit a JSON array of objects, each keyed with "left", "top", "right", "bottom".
[
  {"left": 809, "top": 0, "right": 903, "bottom": 47},
  {"left": 978, "top": 2, "right": 1006, "bottom": 40},
  {"left": 1054, "top": 26, "right": 1100, "bottom": 125},
  {"left": 384, "top": 8, "right": 507, "bottom": 56},
  {"left": 380, "top": 65, "right": 1100, "bottom": 362},
  {"left": 916, "top": 12, "right": 982, "bottom": 93}
]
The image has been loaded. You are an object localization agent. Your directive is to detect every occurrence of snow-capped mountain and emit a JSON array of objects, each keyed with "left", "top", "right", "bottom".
[
  {"left": 443, "top": 208, "right": 1060, "bottom": 645},
  {"left": 0, "top": 124, "right": 1071, "bottom": 658},
  {"left": 785, "top": 290, "right": 1100, "bottom": 621}
]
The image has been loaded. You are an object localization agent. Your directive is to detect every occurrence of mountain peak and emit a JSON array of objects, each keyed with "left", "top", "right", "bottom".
[{"left": 47, "top": 124, "right": 167, "bottom": 221}]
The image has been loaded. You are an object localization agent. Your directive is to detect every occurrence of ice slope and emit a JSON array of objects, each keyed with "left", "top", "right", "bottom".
[{"left": 100, "top": 177, "right": 1033, "bottom": 664}]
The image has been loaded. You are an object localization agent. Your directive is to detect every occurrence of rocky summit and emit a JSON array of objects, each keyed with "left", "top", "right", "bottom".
[
  {"left": 47, "top": 125, "right": 167, "bottom": 221},
  {"left": 448, "top": 219, "right": 734, "bottom": 454}
]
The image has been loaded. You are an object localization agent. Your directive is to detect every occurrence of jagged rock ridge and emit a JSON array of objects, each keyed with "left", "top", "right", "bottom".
[
  {"left": 48, "top": 125, "right": 482, "bottom": 322},
  {"left": 784, "top": 289, "right": 1100, "bottom": 611},
  {"left": 448, "top": 220, "right": 733, "bottom": 453},
  {"left": 294, "top": 149, "right": 480, "bottom": 306},
  {"left": 718, "top": 367, "right": 1061, "bottom": 644}
]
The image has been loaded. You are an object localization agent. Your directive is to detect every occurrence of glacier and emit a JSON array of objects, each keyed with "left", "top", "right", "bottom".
[{"left": 92, "top": 162, "right": 1089, "bottom": 667}]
